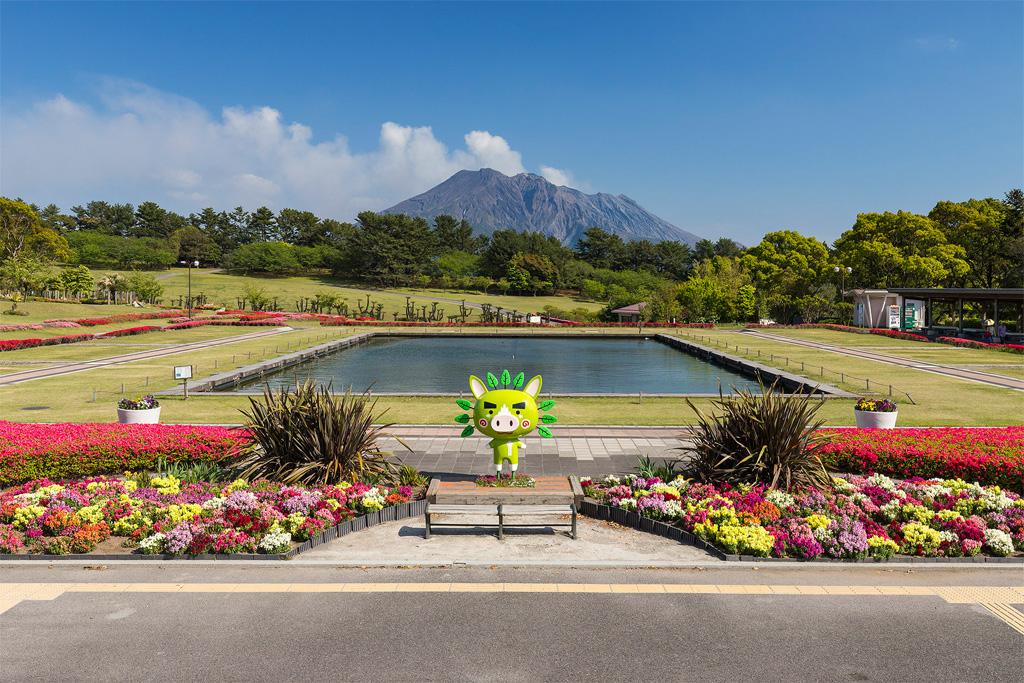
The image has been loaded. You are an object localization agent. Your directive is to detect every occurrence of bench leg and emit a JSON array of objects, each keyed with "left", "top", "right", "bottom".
[
  {"left": 497, "top": 504, "right": 504, "bottom": 540},
  {"left": 424, "top": 505, "right": 431, "bottom": 539},
  {"left": 571, "top": 504, "right": 578, "bottom": 540}
]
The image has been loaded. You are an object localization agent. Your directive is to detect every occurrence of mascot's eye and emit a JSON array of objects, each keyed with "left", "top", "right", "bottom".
[{"left": 515, "top": 410, "right": 521, "bottom": 415}]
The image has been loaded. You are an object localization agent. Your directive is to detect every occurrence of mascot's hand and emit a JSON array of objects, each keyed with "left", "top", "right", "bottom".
[{"left": 519, "top": 441, "right": 526, "bottom": 449}]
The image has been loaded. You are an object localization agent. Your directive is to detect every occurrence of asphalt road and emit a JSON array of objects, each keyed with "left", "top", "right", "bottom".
[{"left": 1, "top": 565, "right": 1021, "bottom": 682}]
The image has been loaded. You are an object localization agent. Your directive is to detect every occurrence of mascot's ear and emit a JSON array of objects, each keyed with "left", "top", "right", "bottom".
[
  {"left": 468, "top": 375, "right": 488, "bottom": 399},
  {"left": 523, "top": 375, "right": 542, "bottom": 398}
]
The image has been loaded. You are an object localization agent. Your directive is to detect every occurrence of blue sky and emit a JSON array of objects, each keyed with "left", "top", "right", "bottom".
[{"left": 1, "top": 1, "right": 1021, "bottom": 244}]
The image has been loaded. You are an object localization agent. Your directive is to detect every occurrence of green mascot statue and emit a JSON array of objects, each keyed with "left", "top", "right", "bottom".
[{"left": 454, "top": 369, "right": 557, "bottom": 477}]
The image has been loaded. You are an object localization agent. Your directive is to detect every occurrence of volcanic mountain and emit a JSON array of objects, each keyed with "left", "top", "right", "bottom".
[{"left": 384, "top": 168, "right": 702, "bottom": 246}]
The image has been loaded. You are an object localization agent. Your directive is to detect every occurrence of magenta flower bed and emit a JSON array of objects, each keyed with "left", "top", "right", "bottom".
[
  {"left": 0, "top": 422, "right": 249, "bottom": 486},
  {"left": 935, "top": 337, "right": 1024, "bottom": 354},
  {"left": 815, "top": 427, "right": 1024, "bottom": 491},
  {"left": 0, "top": 334, "right": 96, "bottom": 352}
]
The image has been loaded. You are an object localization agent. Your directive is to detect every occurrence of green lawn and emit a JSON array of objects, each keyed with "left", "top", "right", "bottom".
[
  {"left": 1, "top": 322, "right": 1022, "bottom": 426},
  {"left": 96, "top": 268, "right": 603, "bottom": 320}
]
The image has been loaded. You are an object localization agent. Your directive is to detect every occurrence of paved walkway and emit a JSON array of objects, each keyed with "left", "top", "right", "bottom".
[
  {"left": 385, "top": 426, "right": 691, "bottom": 477},
  {"left": 0, "top": 327, "right": 291, "bottom": 386},
  {"left": 742, "top": 330, "right": 1024, "bottom": 391}
]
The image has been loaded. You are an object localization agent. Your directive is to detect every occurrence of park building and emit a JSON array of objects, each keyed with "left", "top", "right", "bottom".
[{"left": 851, "top": 288, "right": 1024, "bottom": 343}]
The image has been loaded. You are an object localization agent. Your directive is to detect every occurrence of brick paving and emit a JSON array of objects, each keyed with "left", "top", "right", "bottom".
[{"left": 384, "top": 425, "right": 692, "bottom": 477}]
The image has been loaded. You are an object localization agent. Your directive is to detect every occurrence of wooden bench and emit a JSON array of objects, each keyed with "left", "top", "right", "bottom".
[{"left": 424, "top": 503, "right": 577, "bottom": 540}]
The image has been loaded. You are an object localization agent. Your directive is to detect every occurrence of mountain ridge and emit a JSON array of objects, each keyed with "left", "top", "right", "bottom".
[{"left": 384, "top": 168, "right": 703, "bottom": 246}]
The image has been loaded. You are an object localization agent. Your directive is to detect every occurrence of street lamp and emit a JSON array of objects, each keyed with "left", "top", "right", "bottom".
[
  {"left": 180, "top": 259, "right": 199, "bottom": 319},
  {"left": 833, "top": 265, "right": 852, "bottom": 294},
  {"left": 834, "top": 266, "right": 852, "bottom": 324}
]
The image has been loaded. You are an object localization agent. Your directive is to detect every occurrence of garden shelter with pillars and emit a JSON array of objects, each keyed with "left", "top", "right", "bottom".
[{"left": 851, "top": 288, "right": 1024, "bottom": 342}]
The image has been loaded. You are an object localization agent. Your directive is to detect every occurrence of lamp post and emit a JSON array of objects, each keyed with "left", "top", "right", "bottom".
[
  {"left": 834, "top": 266, "right": 852, "bottom": 324},
  {"left": 181, "top": 259, "right": 199, "bottom": 319}
]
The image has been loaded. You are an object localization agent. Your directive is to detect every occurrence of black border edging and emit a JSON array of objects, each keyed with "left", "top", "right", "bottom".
[
  {"left": 2, "top": 499, "right": 429, "bottom": 562},
  {"left": 579, "top": 499, "right": 1023, "bottom": 563}
]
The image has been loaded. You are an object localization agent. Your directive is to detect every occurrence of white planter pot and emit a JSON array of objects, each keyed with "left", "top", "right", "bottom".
[
  {"left": 117, "top": 406, "right": 161, "bottom": 424},
  {"left": 854, "top": 409, "right": 897, "bottom": 429}
]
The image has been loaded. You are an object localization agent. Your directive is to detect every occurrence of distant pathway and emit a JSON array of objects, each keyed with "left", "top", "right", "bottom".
[
  {"left": 0, "top": 327, "right": 291, "bottom": 386},
  {"left": 741, "top": 330, "right": 1024, "bottom": 392}
]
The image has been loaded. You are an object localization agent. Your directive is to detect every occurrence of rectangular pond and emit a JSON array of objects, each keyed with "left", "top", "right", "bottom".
[{"left": 233, "top": 335, "right": 763, "bottom": 394}]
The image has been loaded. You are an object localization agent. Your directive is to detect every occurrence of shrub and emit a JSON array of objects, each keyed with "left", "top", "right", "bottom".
[
  {"left": 0, "top": 422, "right": 247, "bottom": 486},
  {"left": 684, "top": 382, "right": 831, "bottom": 491},
  {"left": 234, "top": 381, "right": 404, "bottom": 486}
]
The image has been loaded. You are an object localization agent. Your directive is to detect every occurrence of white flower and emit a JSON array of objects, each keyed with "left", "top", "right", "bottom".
[
  {"left": 984, "top": 529, "right": 1014, "bottom": 557},
  {"left": 879, "top": 499, "right": 903, "bottom": 521},
  {"left": 765, "top": 489, "right": 796, "bottom": 510},
  {"left": 258, "top": 529, "right": 292, "bottom": 554},
  {"left": 939, "top": 530, "right": 959, "bottom": 544},
  {"left": 979, "top": 492, "right": 1013, "bottom": 512},
  {"left": 867, "top": 473, "right": 897, "bottom": 492},
  {"left": 602, "top": 475, "right": 622, "bottom": 486},
  {"left": 201, "top": 497, "right": 225, "bottom": 510},
  {"left": 138, "top": 533, "right": 166, "bottom": 555},
  {"left": 663, "top": 501, "right": 683, "bottom": 519}
]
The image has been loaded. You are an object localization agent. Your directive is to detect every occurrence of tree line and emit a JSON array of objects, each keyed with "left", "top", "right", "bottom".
[{"left": 1, "top": 189, "right": 1020, "bottom": 323}]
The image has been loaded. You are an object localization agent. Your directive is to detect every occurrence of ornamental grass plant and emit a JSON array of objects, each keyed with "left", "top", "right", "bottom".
[
  {"left": 235, "top": 380, "right": 405, "bottom": 486},
  {"left": 684, "top": 381, "right": 831, "bottom": 491}
]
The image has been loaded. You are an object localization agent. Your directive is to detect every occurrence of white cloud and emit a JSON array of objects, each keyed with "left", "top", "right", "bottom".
[
  {"left": 540, "top": 166, "right": 572, "bottom": 187},
  {"left": 0, "top": 79, "right": 580, "bottom": 218}
]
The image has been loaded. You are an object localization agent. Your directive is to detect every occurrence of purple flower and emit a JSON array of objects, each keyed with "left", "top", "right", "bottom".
[
  {"left": 224, "top": 491, "right": 259, "bottom": 512},
  {"left": 164, "top": 523, "right": 194, "bottom": 555}
]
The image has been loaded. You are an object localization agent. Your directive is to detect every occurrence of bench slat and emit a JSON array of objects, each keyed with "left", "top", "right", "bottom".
[
  {"left": 428, "top": 505, "right": 499, "bottom": 514},
  {"left": 501, "top": 505, "right": 574, "bottom": 515}
]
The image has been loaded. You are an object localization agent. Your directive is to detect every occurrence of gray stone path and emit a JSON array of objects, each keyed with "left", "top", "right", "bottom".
[{"left": 385, "top": 426, "right": 692, "bottom": 477}]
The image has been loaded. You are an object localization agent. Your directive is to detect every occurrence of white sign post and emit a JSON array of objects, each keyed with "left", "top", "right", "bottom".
[{"left": 174, "top": 365, "right": 193, "bottom": 399}]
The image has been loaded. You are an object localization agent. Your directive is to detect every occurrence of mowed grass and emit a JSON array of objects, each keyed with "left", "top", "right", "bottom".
[
  {"left": 741, "top": 327, "right": 1023, "bottom": 376},
  {"left": 98, "top": 268, "right": 603, "bottom": 320},
  {"left": 0, "top": 301, "right": 145, "bottom": 324},
  {"left": 0, "top": 325, "right": 274, "bottom": 374},
  {"left": 0, "top": 321, "right": 1022, "bottom": 426}
]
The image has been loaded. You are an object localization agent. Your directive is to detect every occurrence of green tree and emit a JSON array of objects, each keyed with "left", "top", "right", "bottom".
[
  {"left": 125, "top": 271, "right": 164, "bottom": 302},
  {"left": 433, "top": 215, "right": 483, "bottom": 253},
  {"left": 575, "top": 227, "right": 626, "bottom": 269},
  {"left": 246, "top": 207, "right": 279, "bottom": 242},
  {"left": 225, "top": 241, "right": 301, "bottom": 274},
  {"left": 58, "top": 265, "right": 94, "bottom": 296},
  {"left": 832, "top": 211, "right": 969, "bottom": 288},
  {"left": 928, "top": 198, "right": 1011, "bottom": 288},
  {"left": 0, "top": 198, "right": 70, "bottom": 262},
  {"left": 741, "top": 230, "right": 832, "bottom": 299},
  {"left": 434, "top": 250, "right": 481, "bottom": 278},
  {"left": 344, "top": 212, "right": 438, "bottom": 284},
  {"left": 505, "top": 259, "right": 531, "bottom": 292},
  {"left": 278, "top": 208, "right": 323, "bottom": 246},
  {"left": 0, "top": 255, "right": 49, "bottom": 297},
  {"left": 172, "top": 226, "right": 222, "bottom": 265}
]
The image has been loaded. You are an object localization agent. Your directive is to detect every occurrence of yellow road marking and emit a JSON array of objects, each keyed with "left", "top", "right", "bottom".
[
  {"left": 981, "top": 603, "right": 1024, "bottom": 636},
  {"left": 1, "top": 582, "right": 1023, "bottom": 636}
]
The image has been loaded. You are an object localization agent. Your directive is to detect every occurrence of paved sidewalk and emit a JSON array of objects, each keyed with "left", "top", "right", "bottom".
[
  {"left": 742, "top": 329, "right": 1024, "bottom": 391},
  {"left": 386, "top": 426, "right": 691, "bottom": 477}
]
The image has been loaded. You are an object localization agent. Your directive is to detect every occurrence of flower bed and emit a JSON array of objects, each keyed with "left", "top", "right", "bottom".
[
  {"left": 0, "top": 475, "right": 421, "bottom": 557},
  {"left": 582, "top": 473, "right": 1023, "bottom": 560},
  {"left": 96, "top": 325, "right": 163, "bottom": 338},
  {"left": 319, "top": 317, "right": 715, "bottom": 328},
  {"left": 815, "top": 427, "right": 1024, "bottom": 491},
  {"left": 0, "top": 422, "right": 249, "bottom": 486},
  {"left": 163, "top": 319, "right": 287, "bottom": 330},
  {"left": 0, "top": 333, "right": 95, "bottom": 352},
  {"left": 936, "top": 336, "right": 1024, "bottom": 354},
  {"left": 44, "top": 311, "right": 185, "bottom": 327},
  {"left": 475, "top": 474, "right": 536, "bottom": 488}
]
